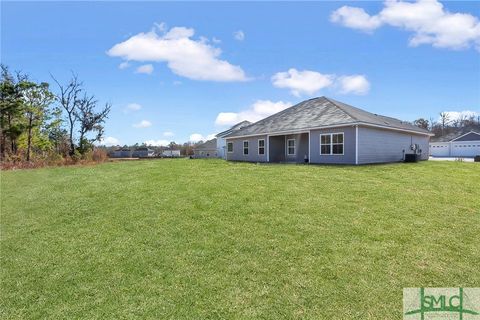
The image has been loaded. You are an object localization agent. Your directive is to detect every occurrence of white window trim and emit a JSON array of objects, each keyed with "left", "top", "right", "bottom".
[
  {"left": 227, "top": 142, "right": 234, "bottom": 153},
  {"left": 320, "top": 132, "right": 345, "bottom": 156},
  {"left": 243, "top": 140, "right": 249, "bottom": 155},
  {"left": 287, "top": 139, "right": 296, "bottom": 156},
  {"left": 258, "top": 139, "right": 265, "bottom": 155}
]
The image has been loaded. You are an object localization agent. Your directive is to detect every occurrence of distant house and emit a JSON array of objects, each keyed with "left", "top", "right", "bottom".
[
  {"left": 216, "top": 121, "right": 251, "bottom": 159},
  {"left": 193, "top": 139, "right": 217, "bottom": 158},
  {"left": 110, "top": 147, "right": 132, "bottom": 158},
  {"left": 225, "top": 96, "right": 433, "bottom": 164},
  {"left": 162, "top": 149, "right": 181, "bottom": 157},
  {"left": 132, "top": 147, "right": 155, "bottom": 158},
  {"left": 430, "top": 131, "right": 480, "bottom": 157}
]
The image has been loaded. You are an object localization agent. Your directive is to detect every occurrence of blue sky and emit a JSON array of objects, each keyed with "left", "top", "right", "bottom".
[{"left": 2, "top": 1, "right": 480, "bottom": 146}]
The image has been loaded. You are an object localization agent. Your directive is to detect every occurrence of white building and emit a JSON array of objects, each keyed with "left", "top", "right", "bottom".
[
  {"left": 430, "top": 131, "right": 480, "bottom": 158},
  {"left": 162, "top": 149, "right": 181, "bottom": 157}
]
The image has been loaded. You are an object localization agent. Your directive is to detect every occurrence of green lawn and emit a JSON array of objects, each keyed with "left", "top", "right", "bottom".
[{"left": 1, "top": 159, "right": 479, "bottom": 319}]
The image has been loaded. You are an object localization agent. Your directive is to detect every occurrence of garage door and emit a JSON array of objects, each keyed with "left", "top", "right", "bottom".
[
  {"left": 430, "top": 144, "right": 450, "bottom": 157},
  {"left": 451, "top": 143, "right": 480, "bottom": 157}
]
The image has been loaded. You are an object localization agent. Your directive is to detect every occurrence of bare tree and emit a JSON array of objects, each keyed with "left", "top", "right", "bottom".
[
  {"left": 439, "top": 112, "right": 451, "bottom": 136},
  {"left": 75, "top": 93, "right": 111, "bottom": 153},
  {"left": 52, "top": 74, "right": 82, "bottom": 156}
]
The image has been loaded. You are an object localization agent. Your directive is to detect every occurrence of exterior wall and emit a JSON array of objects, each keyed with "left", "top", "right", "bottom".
[
  {"left": 451, "top": 141, "right": 480, "bottom": 157},
  {"left": 310, "top": 126, "right": 356, "bottom": 164},
  {"left": 132, "top": 150, "right": 153, "bottom": 157},
  {"left": 162, "top": 150, "right": 181, "bottom": 157},
  {"left": 358, "top": 126, "right": 429, "bottom": 164},
  {"left": 284, "top": 133, "right": 309, "bottom": 163},
  {"left": 226, "top": 135, "right": 268, "bottom": 162},
  {"left": 111, "top": 150, "right": 131, "bottom": 158},
  {"left": 194, "top": 149, "right": 217, "bottom": 158},
  {"left": 429, "top": 142, "right": 450, "bottom": 157},
  {"left": 216, "top": 137, "right": 226, "bottom": 159}
]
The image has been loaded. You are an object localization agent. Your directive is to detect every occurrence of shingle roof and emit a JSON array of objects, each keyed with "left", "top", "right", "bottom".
[
  {"left": 194, "top": 138, "right": 217, "bottom": 151},
  {"left": 431, "top": 130, "right": 480, "bottom": 142},
  {"left": 216, "top": 120, "right": 252, "bottom": 138},
  {"left": 226, "top": 97, "right": 431, "bottom": 138}
]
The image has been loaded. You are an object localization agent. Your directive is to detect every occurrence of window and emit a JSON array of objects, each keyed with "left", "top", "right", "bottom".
[
  {"left": 243, "top": 141, "right": 249, "bottom": 155},
  {"left": 320, "top": 134, "right": 331, "bottom": 155},
  {"left": 320, "top": 133, "right": 344, "bottom": 155},
  {"left": 258, "top": 139, "right": 265, "bottom": 155},
  {"left": 286, "top": 139, "right": 295, "bottom": 155},
  {"left": 227, "top": 142, "right": 233, "bottom": 153}
]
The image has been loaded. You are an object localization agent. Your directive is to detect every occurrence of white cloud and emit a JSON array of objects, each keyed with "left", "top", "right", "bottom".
[
  {"left": 336, "top": 75, "right": 370, "bottom": 95},
  {"left": 439, "top": 110, "right": 480, "bottom": 122},
  {"left": 272, "top": 68, "right": 370, "bottom": 96},
  {"left": 100, "top": 136, "right": 120, "bottom": 146},
  {"left": 189, "top": 133, "right": 215, "bottom": 142},
  {"left": 144, "top": 139, "right": 170, "bottom": 146},
  {"left": 133, "top": 120, "right": 152, "bottom": 128},
  {"left": 272, "top": 69, "right": 334, "bottom": 97},
  {"left": 124, "top": 103, "right": 142, "bottom": 113},
  {"left": 234, "top": 30, "right": 245, "bottom": 41},
  {"left": 135, "top": 64, "right": 154, "bottom": 74},
  {"left": 119, "top": 61, "right": 130, "bottom": 69},
  {"left": 330, "top": 6, "right": 382, "bottom": 32},
  {"left": 107, "top": 24, "right": 248, "bottom": 81},
  {"left": 330, "top": 0, "right": 480, "bottom": 51},
  {"left": 215, "top": 100, "right": 292, "bottom": 126},
  {"left": 163, "top": 131, "right": 174, "bottom": 137}
]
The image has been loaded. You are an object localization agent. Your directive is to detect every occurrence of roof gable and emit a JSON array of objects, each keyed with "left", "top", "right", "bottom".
[
  {"left": 194, "top": 138, "right": 217, "bottom": 150},
  {"left": 216, "top": 120, "right": 252, "bottom": 138},
  {"left": 451, "top": 131, "right": 480, "bottom": 142}
]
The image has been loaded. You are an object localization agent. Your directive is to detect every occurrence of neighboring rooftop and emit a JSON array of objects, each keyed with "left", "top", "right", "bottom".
[
  {"left": 226, "top": 96, "right": 431, "bottom": 138},
  {"left": 194, "top": 138, "right": 217, "bottom": 150},
  {"left": 431, "top": 130, "right": 480, "bottom": 142},
  {"left": 216, "top": 120, "right": 252, "bottom": 138}
]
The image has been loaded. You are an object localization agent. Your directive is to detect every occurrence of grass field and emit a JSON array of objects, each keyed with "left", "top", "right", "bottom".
[{"left": 1, "top": 159, "right": 479, "bottom": 319}]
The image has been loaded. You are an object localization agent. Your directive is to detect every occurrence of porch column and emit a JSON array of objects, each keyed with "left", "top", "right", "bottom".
[{"left": 266, "top": 135, "right": 270, "bottom": 162}]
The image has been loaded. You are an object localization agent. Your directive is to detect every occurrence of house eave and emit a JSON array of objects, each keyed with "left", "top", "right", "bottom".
[{"left": 225, "top": 122, "right": 433, "bottom": 139}]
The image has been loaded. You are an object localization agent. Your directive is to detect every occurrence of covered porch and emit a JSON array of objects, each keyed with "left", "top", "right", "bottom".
[{"left": 268, "top": 132, "right": 309, "bottom": 163}]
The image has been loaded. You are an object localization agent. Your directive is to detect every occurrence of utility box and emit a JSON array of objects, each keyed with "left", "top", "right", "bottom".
[{"left": 404, "top": 154, "right": 420, "bottom": 162}]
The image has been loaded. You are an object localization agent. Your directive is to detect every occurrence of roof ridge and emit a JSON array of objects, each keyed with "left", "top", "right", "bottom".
[{"left": 322, "top": 97, "right": 359, "bottom": 121}]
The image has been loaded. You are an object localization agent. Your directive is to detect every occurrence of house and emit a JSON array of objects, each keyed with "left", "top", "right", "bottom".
[
  {"left": 132, "top": 147, "right": 155, "bottom": 158},
  {"left": 225, "top": 96, "right": 433, "bottom": 165},
  {"left": 430, "top": 130, "right": 480, "bottom": 157},
  {"left": 110, "top": 147, "right": 132, "bottom": 158},
  {"left": 193, "top": 139, "right": 218, "bottom": 158},
  {"left": 162, "top": 149, "right": 181, "bottom": 157},
  {"left": 216, "top": 121, "right": 252, "bottom": 159}
]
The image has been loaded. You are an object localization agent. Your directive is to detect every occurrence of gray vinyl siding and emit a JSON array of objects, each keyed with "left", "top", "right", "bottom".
[
  {"left": 226, "top": 135, "right": 268, "bottom": 162},
  {"left": 284, "top": 133, "right": 309, "bottom": 163},
  {"left": 310, "top": 126, "right": 356, "bottom": 164},
  {"left": 358, "top": 126, "right": 429, "bottom": 164}
]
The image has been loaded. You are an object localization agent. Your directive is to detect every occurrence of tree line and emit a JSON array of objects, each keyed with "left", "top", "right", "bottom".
[
  {"left": 413, "top": 112, "right": 480, "bottom": 137},
  {"left": 0, "top": 65, "right": 110, "bottom": 165}
]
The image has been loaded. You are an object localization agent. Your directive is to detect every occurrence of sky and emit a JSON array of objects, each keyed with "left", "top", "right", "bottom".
[{"left": 2, "top": 0, "right": 480, "bottom": 146}]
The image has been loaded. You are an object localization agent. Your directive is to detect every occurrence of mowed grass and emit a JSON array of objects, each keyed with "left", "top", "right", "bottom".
[{"left": 1, "top": 159, "right": 479, "bottom": 319}]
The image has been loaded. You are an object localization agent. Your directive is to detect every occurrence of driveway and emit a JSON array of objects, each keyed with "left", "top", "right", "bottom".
[{"left": 429, "top": 156, "right": 475, "bottom": 162}]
